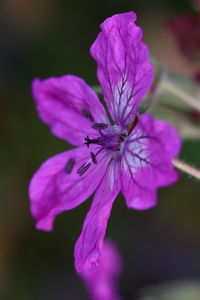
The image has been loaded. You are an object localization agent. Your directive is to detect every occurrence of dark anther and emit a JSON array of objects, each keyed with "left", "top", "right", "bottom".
[
  {"left": 128, "top": 115, "right": 139, "bottom": 135},
  {"left": 119, "top": 133, "right": 126, "bottom": 142},
  {"left": 81, "top": 108, "right": 94, "bottom": 122},
  {"left": 92, "top": 123, "right": 108, "bottom": 130},
  {"left": 77, "top": 162, "right": 91, "bottom": 176},
  {"left": 90, "top": 152, "right": 97, "bottom": 164},
  {"left": 65, "top": 158, "right": 75, "bottom": 174},
  {"left": 84, "top": 136, "right": 101, "bottom": 147}
]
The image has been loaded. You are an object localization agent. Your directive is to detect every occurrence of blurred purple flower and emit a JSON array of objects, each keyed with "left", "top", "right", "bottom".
[
  {"left": 29, "top": 12, "right": 181, "bottom": 273},
  {"left": 168, "top": 13, "right": 200, "bottom": 61},
  {"left": 81, "top": 240, "right": 122, "bottom": 300},
  {"left": 193, "top": 0, "right": 200, "bottom": 11}
]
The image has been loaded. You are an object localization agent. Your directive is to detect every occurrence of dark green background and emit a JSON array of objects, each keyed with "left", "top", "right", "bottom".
[{"left": 1, "top": 0, "right": 200, "bottom": 299}]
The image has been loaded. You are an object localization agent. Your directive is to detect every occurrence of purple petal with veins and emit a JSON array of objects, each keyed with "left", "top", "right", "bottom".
[{"left": 90, "top": 12, "right": 154, "bottom": 127}]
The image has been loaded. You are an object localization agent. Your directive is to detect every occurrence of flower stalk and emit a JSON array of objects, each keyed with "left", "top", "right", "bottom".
[
  {"left": 173, "top": 158, "right": 200, "bottom": 180},
  {"left": 160, "top": 78, "right": 200, "bottom": 112}
]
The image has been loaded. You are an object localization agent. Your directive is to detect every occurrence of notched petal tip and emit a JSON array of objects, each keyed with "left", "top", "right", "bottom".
[
  {"left": 100, "top": 11, "right": 137, "bottom": 32},
  {"left": 91, "top": 12, "right": 154, "bottom": 126}
]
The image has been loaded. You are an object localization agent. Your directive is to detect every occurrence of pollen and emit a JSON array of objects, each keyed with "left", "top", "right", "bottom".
[
  {"left": 90, "top": 152, "right": 97, "bottom": 164},
  {"left": 92, "top": 123, "right": 108, "bottom": 130},
  {"left": 81, "top": 108, "right": 94, "bottom": 122},
  {"left": 77, "top": 162, "right": 91, "bottom": 176},
  {"left": 65, "top": 158, "right": 75, "bottom": 174}
]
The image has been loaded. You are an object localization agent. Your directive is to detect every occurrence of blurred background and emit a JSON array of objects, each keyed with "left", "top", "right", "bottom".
[{"left": 1, "top": 0, "right": 200, "bottom": 299}]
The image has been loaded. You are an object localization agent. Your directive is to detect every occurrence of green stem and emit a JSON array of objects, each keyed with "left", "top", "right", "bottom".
[{"left": 160, "top": 79, "right": 200, "bottom": 112}]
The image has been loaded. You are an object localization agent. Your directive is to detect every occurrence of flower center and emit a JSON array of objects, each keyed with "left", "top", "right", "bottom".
[
  {"left": 85, "top": 124, "right": 126, "bottom": 152},
  {"left": 65, "top": 109, "right": 139, "bottom": 176}
]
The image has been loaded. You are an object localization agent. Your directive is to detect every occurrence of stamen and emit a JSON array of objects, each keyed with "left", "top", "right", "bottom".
[
  {"left": 119, "top": 133, "right": 126, "bottom": 142},
  {"left": 65, "top": 158, "right": 75, "bottom": 174},
  {"left": 128, "top": 115, "right": 139, "bottom": 135},
  {"left": 90, "top": 152, "right": 97, "bottom": 164},
  {"left": 92, "top": 123, "right": 108, "bottom": 130},
  {"left": 81, "top": 108, "right": 94, "bottom": 122},
  {"left": 77, "top": 162, "right": 91, "bottom": 176}
]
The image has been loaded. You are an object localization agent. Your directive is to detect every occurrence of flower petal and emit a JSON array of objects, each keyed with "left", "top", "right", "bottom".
[
  {"left": 74, "top": 160, "right": 121, "bottom": 273},
  {"left": 121, "top": 114, "right": 181, "bottom": 210},
  {"left": 90, "top": 12, "right": 154, "bottom": 127},
  {"left": 32, "top": 75, "right": 109, "bottom": 146},
  {"left": 29, "top": 146, "right": 111, "bottom": 231},
  {"left": 81, "top": 240, "right": 122, "bottom": 300}
]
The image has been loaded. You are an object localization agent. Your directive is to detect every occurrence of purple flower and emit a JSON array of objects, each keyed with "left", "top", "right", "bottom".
[
  {"left": 29, "top": 12, "right": 181, "bottom": 273},
  {"left": 193, "top": 0, "right": 200, "bottom": 11},
  {"left": 81, "top": 240, "right": 123, "bottom": 300},
  {"left": 168, "top": 13, "right": 200, "bottom": 61}
]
